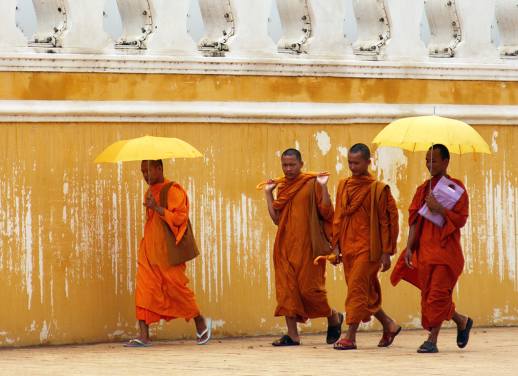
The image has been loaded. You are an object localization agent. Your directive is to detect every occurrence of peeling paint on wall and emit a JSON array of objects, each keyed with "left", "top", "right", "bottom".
[{"left": 0, "top": 123, "right": 516, "bottom": 347}]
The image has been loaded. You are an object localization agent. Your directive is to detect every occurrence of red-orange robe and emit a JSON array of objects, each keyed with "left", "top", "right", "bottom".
[
  {"left": 272, "top": 173, "right": 334, "bottom": 323},
  {"left": 135, "top": 179, "right": 200, "bottom": 325},
  {"left": 391, "top": 175, "right": 469, "bottom": 330},
  {"left": 332, "top": 174, "right": 399, "bottom": 325}
]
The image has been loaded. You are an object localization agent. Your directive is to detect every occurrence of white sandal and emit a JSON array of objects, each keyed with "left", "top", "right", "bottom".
[{"left": 196, "top": 318, "right": 212, "bottom": 345}]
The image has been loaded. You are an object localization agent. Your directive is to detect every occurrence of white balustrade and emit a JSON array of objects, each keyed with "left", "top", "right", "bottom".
[
  {"left": 198, "top": 0, "right": 235, "bottom": 56},
  {"left": 276, "top": 0, "right": 312, "bottom": 54},
  {"left": 115, "top": 0, "right": 153, "bottom": 49},
  {"left": 145, "top": 0, "right": 197, "bottom": 54},
  {"left": 226, "top": 0, "right": 276, "bottom": 56},
  {"left": 0, "top": 0, "right": 515, "bottom": 67},
  {"left": 31, "top": 0, "right": 67, "bottom": 47},
  {"left": 495, "top": 0, "right": 518, "bottom": 58},
  {"left": 384, "top": 0, "right": 427, "bottom": 59},
  {"left": 352, "top": 0, "right": 391, "bottom": 59},
  {"left": 305, "top": 0, "right": 351, "bottom": 57},
  {"left": 424, "top": 0, "right": 462, "bottom": 57},
  {"left": 455, "top": 0, "right": 497, "bottom": 59},
  {"left": 0, "top": 0, "right": 27, "bottom": 49}
]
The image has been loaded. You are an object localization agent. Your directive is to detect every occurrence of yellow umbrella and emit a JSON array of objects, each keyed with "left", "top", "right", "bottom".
[
  {"left": 372, "top": 116, "right": 491, "bottom": 154},
  {"left": 94, "top": 135, "right": 203, "bottom": 163}
]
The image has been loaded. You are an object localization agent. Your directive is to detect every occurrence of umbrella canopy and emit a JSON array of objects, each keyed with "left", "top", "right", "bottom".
[
  {"left": 372, "top": 116, "right": 491, "bottom": 155},
  {"left": 94, "top": 135, "right": 203, "bottom": 163}
]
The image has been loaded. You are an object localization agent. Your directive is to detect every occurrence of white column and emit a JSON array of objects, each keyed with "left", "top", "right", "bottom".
[
  {"left": 226, "top": 0, "right": 276, "bottom": 57},
  {"left": 198, "top": 0, "right": 235, "bottom": 56},
  {"left": 305, "top": 0, "right": 351, "bottom": 57},
  {"left": 145, "top": 0, "right": 197, "bottom": 55},
  {"left": 115, "top": 0, "right": 153, "bottom": 49},
  {"left": 495, "top": 0, "right": 518, "bottom": 58},
  {"left": 61, "top": 0, "right": 112, "bottom": 52},
  {"left": 0, "top": 0, "right": 27, "bottom": 50},
  {"left": 424, "top": 0, "right": 462, "bottom": 58},
  {"left": 384, "top": 0, "right": 427, "bottom": 60},
  {"left": 455, "top": 0, "right": 498, "bottom": 59},
  {"left": 352, "top": 0, "right": 391, "bottom": 59},
  {"left": 276, "top": 0, "right": 312, "bottom": 54},
  {"left": 31, "top": 0, "right": 67, "bottom": 47}
]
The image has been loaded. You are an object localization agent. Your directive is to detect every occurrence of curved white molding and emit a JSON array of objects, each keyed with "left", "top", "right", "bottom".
[
  {"left": 353, "top": 0, "right": 391, "bottom": 59},
  {"left": 1, "top": 53, "right": 518, "bottom": 81},
  {"left": 0, "top": 0, "right": 27, "bottom": 50},
  {"left": 115, "top": 0, "right": 153, "bottom": 49},
  {"left": 495, "top": 0, "right": 518, "bottom": 58},
  {"left": 31, "top": 0, "right": 68, "bottom": 47},
  {"left": 226, "top": 0, "right": 276, "bottom": 57},
  {"left": 276, "top": 0, "right": 312, "bottom": 54},
  {"left": 305, "top": 0, "right": 351, "bottom": 57},
  {"left": 1, "top": 100, "right": 518, "bottom": 125},
  {"left": 425, "top": 0, "right": 462, "bottom": 58},
  {"left": 198, "top": 0, "right": 235, "bottom": 56}
]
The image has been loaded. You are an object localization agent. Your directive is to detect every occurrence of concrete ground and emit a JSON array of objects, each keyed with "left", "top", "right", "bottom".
[{"left": 0, "top": 327, "right": 516, "bottom": 376}]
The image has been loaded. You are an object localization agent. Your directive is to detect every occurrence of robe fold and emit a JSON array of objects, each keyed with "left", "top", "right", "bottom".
[
  {"left": 332, "top": 174, "right": 399, "bottom": 325},
  {"left": 272, "top": 173, "right": 334, "bottom": 323},
  {"left": 135, "top": 179, "right": 200, "bottom": 325},
  {"left": 391, "top": 175, "right": 469, "bottom": 330}
]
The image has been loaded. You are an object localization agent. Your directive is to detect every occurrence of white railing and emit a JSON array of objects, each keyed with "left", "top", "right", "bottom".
[{"left": 0, "top": 0, "right": 517, "bottom": 79}]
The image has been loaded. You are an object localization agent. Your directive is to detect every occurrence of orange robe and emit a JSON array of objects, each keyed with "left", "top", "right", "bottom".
[
  {"left": 272, "top": 173, "right": 334, "bottom": 323},
  {"left": 332, "top": 175, "right": 399, "bottom": 325},
  {"left": 135, "top": 179, "right": 200, "bottom": 325},
  {"left": 391, "top": 175, "right": 468, "bottom": 330}
]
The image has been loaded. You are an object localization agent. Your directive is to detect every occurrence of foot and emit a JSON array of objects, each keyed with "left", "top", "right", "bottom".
[
  {"left": 457, "top": 317, "right": 473, "bottom": 349},
  {"left": 272, "top": 335, "right": 300, "bottom": 347},
  {"left": 333, "top": 337, "right": 357, "bottom": 350},
  {"left": 124, "top": 338, "right": 152, "bottom": 347},
  {"left": 196, "top": 317, "right": 212, "bottom": 345},
  {"left": 378, "top": 325, "right": 402, "bottom": 347},
  {"left": 417, "top": 341, "right": 438, "bottom": 353},
  {"left": 326, "top": 312, "right": 344, "bottom": 344}
]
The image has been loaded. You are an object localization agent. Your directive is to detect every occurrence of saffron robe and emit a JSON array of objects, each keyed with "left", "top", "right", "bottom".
[{"left": 135, "top": 179, "right": 200, "bottom": 325}]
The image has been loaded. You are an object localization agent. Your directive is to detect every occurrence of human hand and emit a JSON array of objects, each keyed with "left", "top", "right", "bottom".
[
  {"left": 404, "top": 247, "right": 414, "bottom": 269},
  {"left": 144, "top": 191, "right": 158, "bottom": 210},
  {"left": 264, "top": 179, "right": 278, "bottom": 193},
  {"left": 380, "top": 253, "right": 391, "bottom": 272},
  {"left": 425, "top": 193, "right": 445, "bottom": 214},
  {"left": 316, "top": 173, "right": 329, "bottom": 186},
  {"left": 330, "top": 246, "right": 342, "bottom": 266}
]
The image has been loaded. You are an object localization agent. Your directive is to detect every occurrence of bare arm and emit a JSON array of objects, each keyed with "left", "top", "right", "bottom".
[
  {"left": 316, "top": 174, "right": 331, "bottom": 208},
  {"left": 264, "top": 181, "right": 280, "bottom": 225},
  {"left": 404, "top": 224, "right": 417, "bottom": 269}
]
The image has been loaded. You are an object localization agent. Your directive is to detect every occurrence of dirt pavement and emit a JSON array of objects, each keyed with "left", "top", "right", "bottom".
[{"left": 0, "top": 327, "right": 516, "bottom": 376}]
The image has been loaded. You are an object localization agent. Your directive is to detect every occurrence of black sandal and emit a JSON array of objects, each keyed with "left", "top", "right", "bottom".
[
  {"left": 326, "top": 312, "right": 344, "bottom": 344},
  {"left": 417, "top": 341, "right": 439, "bottom": 353},
  {"left": 457, "top": 317, "right": 473, "bottom": 349},
  {"left": 272, "top": 335, "right": 300, "bottom": 347}
]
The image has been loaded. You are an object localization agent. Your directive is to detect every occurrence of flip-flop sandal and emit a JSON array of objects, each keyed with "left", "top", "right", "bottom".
[
  {"left": 123, "top": 339, "right": 152, "bottom": 348},
  {"left": 272, "top": 335, "right": 300, "bottom": 347},
  {"left": 333, "top": 338, "right": 357, "bottom": 350},
  {"left": 196, "top": 318, "right": 212, "bottom": 345},
  {"left": 326, "top": 312, "right": 344, "bottom": 344},
  {"left": 417, "top": 341, "right": 439, "bottom": 353},
  {"left": 378, "top": 326, "right": 402, "bottom": 347},
  {"left": 457, "top": 317, "right": 473, "bottom": 349}
]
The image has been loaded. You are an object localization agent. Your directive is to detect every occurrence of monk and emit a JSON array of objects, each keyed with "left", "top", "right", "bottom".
[
  {"left": 391, "top": 144, "right": 473, "bottom": 353},
  {"left": 264, "top": 149, "right": 343, "bottom": 346},
  {"left": 332, "top": 143, "right": 400, "bottom": 351},
  {"left": 125, "top": 160, "right": 211, "bottom": 347}
]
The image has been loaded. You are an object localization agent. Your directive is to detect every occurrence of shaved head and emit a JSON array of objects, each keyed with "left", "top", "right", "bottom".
[
  {"left": 349, "top": 143, "right": 371, "bottom": 160},
  {"left": 281, "top": 148, "right": 302, "bottom": 162}
]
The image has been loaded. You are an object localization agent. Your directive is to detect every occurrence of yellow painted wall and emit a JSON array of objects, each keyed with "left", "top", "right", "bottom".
[
  {"left": 1, "top": 121, "right": 517, "bottom": 347},
  {"left": 0, "top": 72, "right": 517, "bottom": 105}
]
